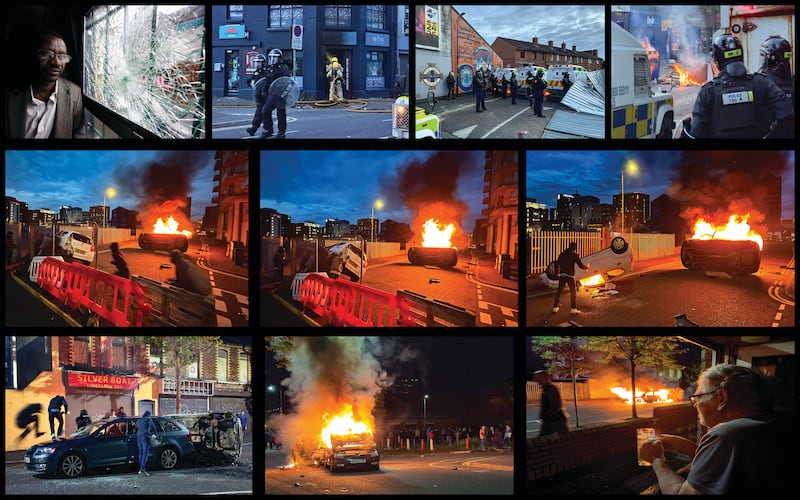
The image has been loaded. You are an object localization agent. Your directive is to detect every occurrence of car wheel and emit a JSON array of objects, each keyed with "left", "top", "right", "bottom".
[
  {"left": 59, "top": 452, "right": 86, "bottom": 478},
  {"left": 158, "top": 447, "right": 179, "bottom": 470},
  {"left": 610, "top": 237, "right": 629, "bottom": 254}
]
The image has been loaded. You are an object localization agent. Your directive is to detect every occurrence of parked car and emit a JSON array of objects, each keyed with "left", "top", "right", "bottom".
[
  {"left": 313, "top": 432, "right": 380, "bottom": 473},
  {"left": 24, "top": 416, "right": 194, "bottom": 478},
  {"left": 56, "top": 230, "right": 95, "bottom": 264},
  {"left": 327, "top": 242, "right": 367, "bottom": 282}
]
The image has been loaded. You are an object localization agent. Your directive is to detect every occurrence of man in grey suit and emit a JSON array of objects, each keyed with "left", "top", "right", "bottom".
[{"left": 5, "top": 30, "right": 88, "bottom": 139}]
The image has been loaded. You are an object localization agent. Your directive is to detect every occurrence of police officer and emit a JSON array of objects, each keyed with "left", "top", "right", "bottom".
[
  {"left": 758, "top": 35, "right": 794, "bottom": 108},
  {"left": 260, "top": 48, "right": 291, "bottom": 139},
  {"left": 531, "top": 68, "right": 547, "bottom": 117},
  {"left": 474, "top": 61, "right": 489, "bottom": 113},
  {"left": 501, "top": 73, "right": 508, "bottom": 99},
  {"left": 689, "top": 34, "right": 793, "bottom": 139},
  {"left": 525, "top": 71, "right": 535, "bottom": 107},
  {"left": 245, "top": 53, "right": 268, "bottom": 136},
  {"left": 562, "top": 71, "right": 572, "bottom": 94},
  {"left": 509, "top": 70, "right": 518, "bottom": 104}
]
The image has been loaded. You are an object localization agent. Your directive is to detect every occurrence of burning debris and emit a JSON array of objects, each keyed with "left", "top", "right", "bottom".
[{"left": 610, "top": 386, "right": 674, "bottom": 405}]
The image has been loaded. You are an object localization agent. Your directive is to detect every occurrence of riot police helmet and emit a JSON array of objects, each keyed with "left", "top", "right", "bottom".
[
  {"left": 537, "top": 68, "right": 545, "bottom": 77},
  {"left": 759, "top": 35, "right": 793, "bottom": 80},
  {"left": 253, "top": 53, "right": 266, "bottom": 69},
  {"left": 268, "top": 48, "right": 283, "bottom": 66},
  {"left": 712, "top": 34, "right": 745, "bottom": 72}
]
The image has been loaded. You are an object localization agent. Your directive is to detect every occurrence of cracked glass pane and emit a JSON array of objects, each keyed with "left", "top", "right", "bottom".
[{"left": 84, "top": 5, "right": 206, "bottom": 139}]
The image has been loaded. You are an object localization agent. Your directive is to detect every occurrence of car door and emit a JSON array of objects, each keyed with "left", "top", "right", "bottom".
[{"left": 86, "top": 420, "right": 129, "bottom": 468}]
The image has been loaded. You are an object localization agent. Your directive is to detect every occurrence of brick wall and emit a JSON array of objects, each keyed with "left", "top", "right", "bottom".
[{"left": 527, "top": 419, "right": 655, "bottom": 482}]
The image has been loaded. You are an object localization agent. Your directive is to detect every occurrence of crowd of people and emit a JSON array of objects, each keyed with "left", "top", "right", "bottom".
[{"left": 384, "top": 424, "right": 512, "bottom": 451}]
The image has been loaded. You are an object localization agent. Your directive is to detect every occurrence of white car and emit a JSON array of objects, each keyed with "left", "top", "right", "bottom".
[
  {"left": 540, "top": 237, "right": 632, "bottom": 289},
  {"left": 57, "top": 230, "right": 96, "bottom": 264},
  {"left": 327, "top": 242, "right": 367, "bottom": 283}
]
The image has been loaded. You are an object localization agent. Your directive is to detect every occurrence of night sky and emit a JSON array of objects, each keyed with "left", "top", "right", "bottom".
[
  {"left": 4, "top": 150, "right": 217, "bottom": 221},
  {"left": 260, "top": 150, "right": 488, "bottom": 233},
  {"left": 526, "top": 150, "right": 795, "bottom": 221},
  {"left": 453, "top": 4, "right": 606, "bottom": 59}
]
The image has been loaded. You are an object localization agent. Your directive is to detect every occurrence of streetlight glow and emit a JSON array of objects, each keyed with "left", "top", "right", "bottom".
[
  {"left": 371, "top": 199, "right": 384, "bottom": 243},
  {"left": 268, "top": 384, "right": 283, "bottom": 413},
  {"left": 103, "top": 187, "right": 116, "bottom": 229},
  {"left": 423, "top": 394, "right": 429, "bottom": 437}
]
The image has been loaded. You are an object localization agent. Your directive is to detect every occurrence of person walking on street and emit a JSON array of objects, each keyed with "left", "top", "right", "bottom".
[
  {"left": 109, "top": 242, "right": 130, "bottom": 278},
  {"left": 687, "top": 34, "right": 792, "bottom": 139},
  {"left": 259, "top": 48, "right": 291, "bottom": 139},
  {"left": 474, "top": 61, "right": 489, "bottom": 112},
  {"left": 478, "top": 425, "right": 487, "bottom": 451},
  {"left": 136, "top": 410, "right": 157, "bottom": 476},
  {"left": 551, "top": 242, "right": 589, "bottom": 315},
  {"left": 272, "top": 246, "right": 287, "bottom": 283},
  {"left": 48, "top": 394, "right": 69, "bottom": 439},
  {"left": 245, "top": 53, "right": 268, "bottom": 136},
  {"left": 638, "top": 364, "right": 789, "bottom": 495},
  {"left": 238, "top": 410, "right": 248, "bottom": 433},
  {"left": 534, "top": 370, "right": 570, "bottom": 436},
  {"left": 446, "top": 71, "right": 456, "bottom": 100}
]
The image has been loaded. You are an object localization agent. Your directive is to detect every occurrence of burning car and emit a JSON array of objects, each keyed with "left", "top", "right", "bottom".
[
  {"left": 680, "top": 215, "right": 763, "bottom": 275},
  {"left": 163, "top": 412, "right": 243, "bottom": 466},
  {"left": 540, "top": 236, "right": 632, "bottom": 289},
  {"left": 138, "top": 215, "right": 191, "bottom": 252},
  {"left": 407, "top": 218, "right": 459, "bottom": 268},
  {"left": 315, "top": 432, "right": 380, "bottom": 473}
]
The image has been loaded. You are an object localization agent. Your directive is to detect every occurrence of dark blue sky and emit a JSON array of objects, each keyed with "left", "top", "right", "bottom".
[
  {"left": 5, "top": 150, "right": 217, "bottom": 221},
  {"left": 526, "top": 150, "right": 795, "bottom": 220},
  {"left": 260, "top": 150, "right": 489, "bottom": 233}
]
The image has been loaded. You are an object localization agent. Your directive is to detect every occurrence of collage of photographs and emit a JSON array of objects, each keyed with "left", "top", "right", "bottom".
[{"left": 1, "top": 2, "right": 796, "bottom": 497}]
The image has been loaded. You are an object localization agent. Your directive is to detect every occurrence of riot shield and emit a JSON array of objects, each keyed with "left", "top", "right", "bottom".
[{"left": 268, "top": 76, "right": 300, "bottom": 108}]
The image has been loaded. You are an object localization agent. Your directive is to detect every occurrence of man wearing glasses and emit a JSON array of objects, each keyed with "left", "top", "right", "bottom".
[
  {"left": 639, "top": 364, "right": 788, "bottom": 495},
  {"left": 5, "top": 29, "right": 88, "bottom": 139}
]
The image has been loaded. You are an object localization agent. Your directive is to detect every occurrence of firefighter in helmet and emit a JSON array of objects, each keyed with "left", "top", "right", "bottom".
[
  {"left": 326, "top": 56, "right": 344, "bottom": 102},
  {"left": 258, "top": 48, "right": 291, "bottom": 139},
  {"left": 758, "top": 35, "right": 794, "bottom": 108},
  {"left": 688, "top": 34, "right": 792, "bottom": 139},
  {"left": 245, "top": 53, "right": 268, "bottom": 136}
]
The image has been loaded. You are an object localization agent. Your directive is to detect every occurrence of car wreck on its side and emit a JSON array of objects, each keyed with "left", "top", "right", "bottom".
[{"left": 163, "top": 412, "right": 243, "bottom": 466}]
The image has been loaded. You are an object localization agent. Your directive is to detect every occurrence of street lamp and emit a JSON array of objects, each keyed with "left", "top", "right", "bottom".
[
  {"left": 423, "top": 394, "right": 429, "bottom": 436},
  {"left": 620, "top": 161, "right": 637, "bottom": 237},
  {"left": 103, "top": 187, "right": 116, "bottom": 229},
  {"left": 267, "top": 384, "right": 283, "bottom": 413},
  {"left": 371, "top": 199, "right": 384, "bottom": 243}
]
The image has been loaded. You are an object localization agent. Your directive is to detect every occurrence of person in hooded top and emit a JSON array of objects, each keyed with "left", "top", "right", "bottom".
[{"left": 136, "top": 410, "right": 157, "bottom": 476}]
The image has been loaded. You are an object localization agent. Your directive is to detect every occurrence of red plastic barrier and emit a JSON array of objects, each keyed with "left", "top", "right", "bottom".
[
  {"left": 35, "top": 257, "right": 152, "bottom": 326},
  {"left": 298, "top": 273, "right": 415, "bottom": 327}
]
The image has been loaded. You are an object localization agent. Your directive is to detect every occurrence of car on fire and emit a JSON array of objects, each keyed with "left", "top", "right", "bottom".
[
  {"left": 312, "top": 432, "right": 380, "bottom": 473},
  {"left": 680, "top": 238, "right": 761, "bottom": 275},
  {"left": 24, "top": 415, "right": 194, "bottom": 478},
  {"left": 56, "top": 230, "right": 95, "bottom": 265},
  {"left": 138, "top": 232, "right": 189, "bottom": 252},
  {"left": 407, "top": 246, "right": 458, "bottom": 268},
  {"left": 540, "top": 236, "right": 633, "bottom": 289}
]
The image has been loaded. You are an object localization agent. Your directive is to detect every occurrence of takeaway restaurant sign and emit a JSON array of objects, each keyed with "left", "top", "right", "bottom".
[{"left": 68, "top": 372, "right": 138, "bottom": 390}]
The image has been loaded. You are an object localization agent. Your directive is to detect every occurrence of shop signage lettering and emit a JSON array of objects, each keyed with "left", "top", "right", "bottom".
[{"left": 68, "top": 372, "right": 138, "bottom": 390}]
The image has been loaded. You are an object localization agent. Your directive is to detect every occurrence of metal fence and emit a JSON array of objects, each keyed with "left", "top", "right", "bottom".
[{"left": 527, "top": 230, "right": 677, "bottom": 277}]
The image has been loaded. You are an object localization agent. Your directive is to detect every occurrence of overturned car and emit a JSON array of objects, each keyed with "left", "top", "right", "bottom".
[
  {"left": 407, "top": 246, "right": 458, "bottom": 268},
  {"left": 680, "top": 239, "right": 761, "bottom": 275},
  {"left": 540, "top": 236, "right": 633, "bottom": 289},
  {"left": 138, "top": 232, "right": 189, "bottom": 252},
  {"left": 164, "top": 412, "right": 243, "bottom": 465}
]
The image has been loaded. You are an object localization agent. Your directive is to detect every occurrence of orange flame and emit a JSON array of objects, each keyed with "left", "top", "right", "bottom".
[
  {"left": 579, "top": 274, "right": 605, "bottom": 287},
  {"left": 153, "top": 215, "right": 192, "bottom": 238},
  {"left": 320, "top": 404, "right": 373, "bottom": 449},
  {"left": 610, "top": 386, "right": 673, "bottom": 405},
  {"left": 671, "top": 62, "right": 704, "bottom": 86},
  {"left": 691, "top": 214, "right": 763, "bottom": 250},
  {"left": 421, "top": 218, "right": 455, "bottom": 248}
]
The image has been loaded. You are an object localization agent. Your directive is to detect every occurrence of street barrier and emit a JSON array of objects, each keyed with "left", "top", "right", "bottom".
[
  {"left": 297, "top": 273, "right": 415, "bottom": 327},
  {"left": 35, "top": 257, "right": 152, "bottom": 326},
  {"left": 290, "top": 272, "right": 329, "bottom": 301},
  {"left": 28, "top": 255, "right": 64, "bottom": 282}
]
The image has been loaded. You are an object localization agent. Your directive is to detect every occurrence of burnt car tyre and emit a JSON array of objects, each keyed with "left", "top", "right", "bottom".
[
  {"left": 610, "top": 237, "right": 629, "bottom": 254},
  {"left": 59, "top": 452, "right": 86, "bottom": 478},
  {"left": 158, "top": 446, "right": 179, "bottom": 470}
]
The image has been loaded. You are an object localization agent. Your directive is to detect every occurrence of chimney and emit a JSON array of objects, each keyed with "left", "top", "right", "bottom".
[
  {"left": 532, "top": 37, "right": 538, "bottom": 45},
  {"left": 561, "top": 42, "right": 566, "bottom": 49},
  {"left": 572, "top": 45, "right": 577, "bottom": 52},
  {"left": 548, "top": 40, "right": 553, "bottom": 48},
  {"left": 593, "top": 49, "right": 598, "bottom": 56}
]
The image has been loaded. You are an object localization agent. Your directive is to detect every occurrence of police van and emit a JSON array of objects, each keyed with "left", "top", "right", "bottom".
[
  {"left": 610, "top": 22, "right": 675, "bottom": 139},
  {"left": 545, "top": 64, "right": 588, "bottom": 101}
]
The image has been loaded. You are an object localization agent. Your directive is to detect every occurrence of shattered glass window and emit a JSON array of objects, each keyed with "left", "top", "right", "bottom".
[{"left": 84, "top": 5, "right": 206, "bottom": 139}]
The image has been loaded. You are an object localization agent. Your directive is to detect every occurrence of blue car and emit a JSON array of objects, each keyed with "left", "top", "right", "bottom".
[{"left": 24, "top": 416, "right": 194, "bottom": 478}]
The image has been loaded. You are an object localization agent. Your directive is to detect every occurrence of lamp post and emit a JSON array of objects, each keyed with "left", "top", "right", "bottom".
[
  {"left": 423, "top": 394, "right": 429, "bottom": 436},
  {"left": 371, "top": 199, "right": 384, "bottom": 243},
  {"left": 267, "top": 385, "right": 283, "bottom": 413},
  {"left": 620, "top": 161, "right": 637, "bottom": 237},
  {"left": 103, "top": 188, "right": 116, "bottom": 229}
]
